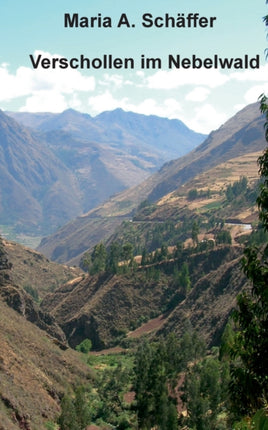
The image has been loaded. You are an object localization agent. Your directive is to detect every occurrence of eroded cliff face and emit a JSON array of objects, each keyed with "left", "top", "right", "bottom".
[{"left": 0, "top": 237, "right": 66, "bottom": 344}]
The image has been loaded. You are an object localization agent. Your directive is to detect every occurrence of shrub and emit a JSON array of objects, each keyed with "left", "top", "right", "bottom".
[{"left": 76, "top": 338, "right": 92, "bottom": 354}]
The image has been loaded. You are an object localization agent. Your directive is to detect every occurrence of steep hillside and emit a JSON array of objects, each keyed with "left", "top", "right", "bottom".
[
  {"left": 41, "top": 245, "right": 247, "bottom": 350},
  {"left": 2, "top": 109, "right": 205, "bottom": 242},
  {"left": 0, "top": 111, "right": 81, "bottom": 236},
  {"left": 146, "top": 101, "right": 265, "bottom": 201},
  {"left": 0, "top": 299, "right": 90, "bottom": 430},
  {"left": 37, "top": 102, "right": 266, "bottom": 264},
  {"left": 0, "top": 236, "right": 91, "bottom": 429},
  {"left": 0, "top": 236, "right": 67, "bottom": 342},
  {"left": 2, "top": 238, "right": 82, "bottom": 298},
  {"left": 157, "top": 251, "right": 249, "bottom": 344}
]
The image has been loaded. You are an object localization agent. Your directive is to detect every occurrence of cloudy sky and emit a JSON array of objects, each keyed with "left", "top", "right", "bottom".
[{"left": 0, "top": 0, "right": 267, "bottom": 133}]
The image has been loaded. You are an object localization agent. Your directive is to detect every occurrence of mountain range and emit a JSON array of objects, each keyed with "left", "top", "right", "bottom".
[
  {"left": 37, "top": 102, "right": 266, "bottom": 264},
  {"left": 0, "top": 109, "right": 205, "bottom": 240}
]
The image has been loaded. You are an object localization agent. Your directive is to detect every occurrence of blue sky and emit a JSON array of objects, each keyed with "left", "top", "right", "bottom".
[{"left": 0, "top": 0, "right": 267, "bottom": 133}]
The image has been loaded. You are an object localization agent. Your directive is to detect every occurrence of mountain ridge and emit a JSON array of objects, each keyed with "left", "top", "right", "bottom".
[
  {"left": 37, "top": 102, "right": 266, "bottom": 264},
  {"left": 1, "top": 109, "right": 205, "bottom": 241}
]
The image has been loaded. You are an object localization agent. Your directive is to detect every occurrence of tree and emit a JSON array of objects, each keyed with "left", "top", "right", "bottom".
[
  {"left": 228, "top": 98, "right": 268, "bottom": 418},
  {"left": 106, "top": 241, "right": 122, "bottom": 274},
  {"left": 58, "top": 394, "right": 79, "bottom": 430},
  {"left": 73, "top": 386, "right": 91, "bottom": 429},
  {"left": 134, "top": 339, "right": 178, "bottom": 430},
  {"left": 191, "top": 220, "right": 200, "bottom": 246},
  {"left": 178, "top": 262, "right": 191, "bottom": 296},
  {"left": 216, "top": 229, "right": 232, "bottom": 245},
  {"left": 90, "top": 242, "right": 107, "bottom": 274},
  {"left": 141, "top": 248, "right": 148, "bottom": 266},
  {"left": 75, "top": 338, "right": 92, "bottom": 354},
  {"left": 58, "top": 387, "right": 91, "bottom": 430},
  {"left": 188, "top": 188, "right": 198, "bottom": 200},
  {"left": 183, "top": 356, "right": 229, "bottom": 430},
  {"left": 122, "top": 242, "right": 134, "bottom": 265}
]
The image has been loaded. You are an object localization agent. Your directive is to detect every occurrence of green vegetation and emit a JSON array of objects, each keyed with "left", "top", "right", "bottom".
[
  {"left": 225, "top": 94, "right": 268, "bottom": 427},
  {"left": 57, "top": 329, "right": 208, "bottom": 430},
  {"left": 23, "top": 284, "right": 39, "bottom": 302},
  {"left": 182, "top": 352, "right": 230, "bottom": 430},
  {"left": 58, "top": 352, "right": 136, "bottom": 429},
  {"left": 69, "top": 90, "right": 268, "bottom": 430},
  {"left": 188, "top": 188, "right": 211, "bottom": 200},
  {"left": 81, "top": 240, "right": 135, "bottom": 275},
  {"left": 75, "top": 338, "right": 92, "bottom": 354},
  {"left": 215, "top": 229, "right": 232, "bottom": 245},
  {"left": 225, "top": 176, "right": 248, "bottom": 202}
]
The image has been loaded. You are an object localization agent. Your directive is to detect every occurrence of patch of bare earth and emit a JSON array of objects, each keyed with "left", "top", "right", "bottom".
[
  {"left": 90, "top": 346, "right": 124, "bottom": 356},
  {"left": 127, "top": 314, "right": 167, "bottom": 338}
]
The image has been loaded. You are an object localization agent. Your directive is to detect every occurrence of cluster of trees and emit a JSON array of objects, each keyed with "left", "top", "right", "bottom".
[
  {"left": 58, "top": 386, "right": 91, "bottom": 430},
  {"left": 225, "top": 93, "right": 268, "bottom": 428},
  {"left": 225, "top": 176, "right": 248, "bottom": 202},
  {"left": 57, "top": 327, "right": 207, "bottom": 430},
  {"left": 134, "top": 329, "right": 207, "bottom": 430},
  {"left": 81, "top": 241, "right": 135, "bottom": 275},
  {"left": 187, "top": 188, "right": 212, "bottom": 201},
  {"left": 183, "top": 350, "right": 230, "bottom": 430},
  {"left": 215, "top": 229, "right": 232, "bottom": 245},
  {"left": 59, "top": 360, "right": 135, "bottom": 429}
]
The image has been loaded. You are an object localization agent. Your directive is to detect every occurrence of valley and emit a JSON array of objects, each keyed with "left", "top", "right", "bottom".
[
  {"left": 0, "top": 108, "right": 205, "bottom": 245},
  {"left": 0, "top": 101, "right": 267, "bottom": 429}
]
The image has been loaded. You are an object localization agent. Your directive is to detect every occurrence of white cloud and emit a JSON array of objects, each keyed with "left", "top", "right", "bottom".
[
  {"left": 244, "top": 84, "right": 268, "bottom": 104},
  {"left": 100, "top": 73, "right": 125, "bottom": 88},
  {"left": 0, "top": 51, "right": 96, "bottom": 111},
  {"left": 234, "top": 103, "right": 247, "bottom": 112},
  {"left": 0, "top": 65, "right": 31, "bottom": 101},
  {"left": 88, "top": 91, "right": 182, "bottom": 119},
  {"left": 230, "top": 64, "right": 268, "bottom": 82},
  {"left": 183, "top": 104, "right": 228, "bottom": 134},
  {"left": 186, "top": 87, "right": 210, "bottom": 102},
  {"left": 20, "top": 91, "right": 68, "bottom": 113},
  {"left": 1, "top": 50, "right": 267, "bottom": 133},
  {"left": 88, "top": 91, "right": 129, "bottom": 113},
  {"left": 145, "top": 69, "right": 230, "bottom": 90},
  {"left": 130, "top": 98, "right": 182, "bottom": 118}
]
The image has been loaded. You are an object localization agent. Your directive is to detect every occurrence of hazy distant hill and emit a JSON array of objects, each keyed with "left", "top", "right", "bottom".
[
  {"left": 8, "top": 108, "right": 205, "bottom": 162},
  {"left": 37, "top": 102, "right": 266, "bottom": 263},
  {"left": 0, "top": 111, "right": 81, "bottom": 234},
  {"left": 2, "top": 109, "right": 205, "bottom": 239}
]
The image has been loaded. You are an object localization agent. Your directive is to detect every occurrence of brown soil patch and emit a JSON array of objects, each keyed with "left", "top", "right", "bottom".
[
  {"left": 127, "top": 314, "right": 167, "bottom": 338},
  {"left": 90, "top": 346, "right": 125, "bottom": 356},
  {"left": 124, "top": 391, "right": 136, "bottom": 404}
]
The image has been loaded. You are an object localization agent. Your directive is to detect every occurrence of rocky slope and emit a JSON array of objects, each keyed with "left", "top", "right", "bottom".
[
  {"left": 0, "top": 298, "right": 91, "bottom": 430},
  {"left": 41, "top": 245, "right": 248, "bottom": 350},
  {"left": 0, "top": 237, "right": 66, "bottom": 343},
  {"left": 2, "top": 238, "right": 82, "bottom": 298},
  {"left": 0, "top": 237, "right": 91, "bottom": 429}
]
